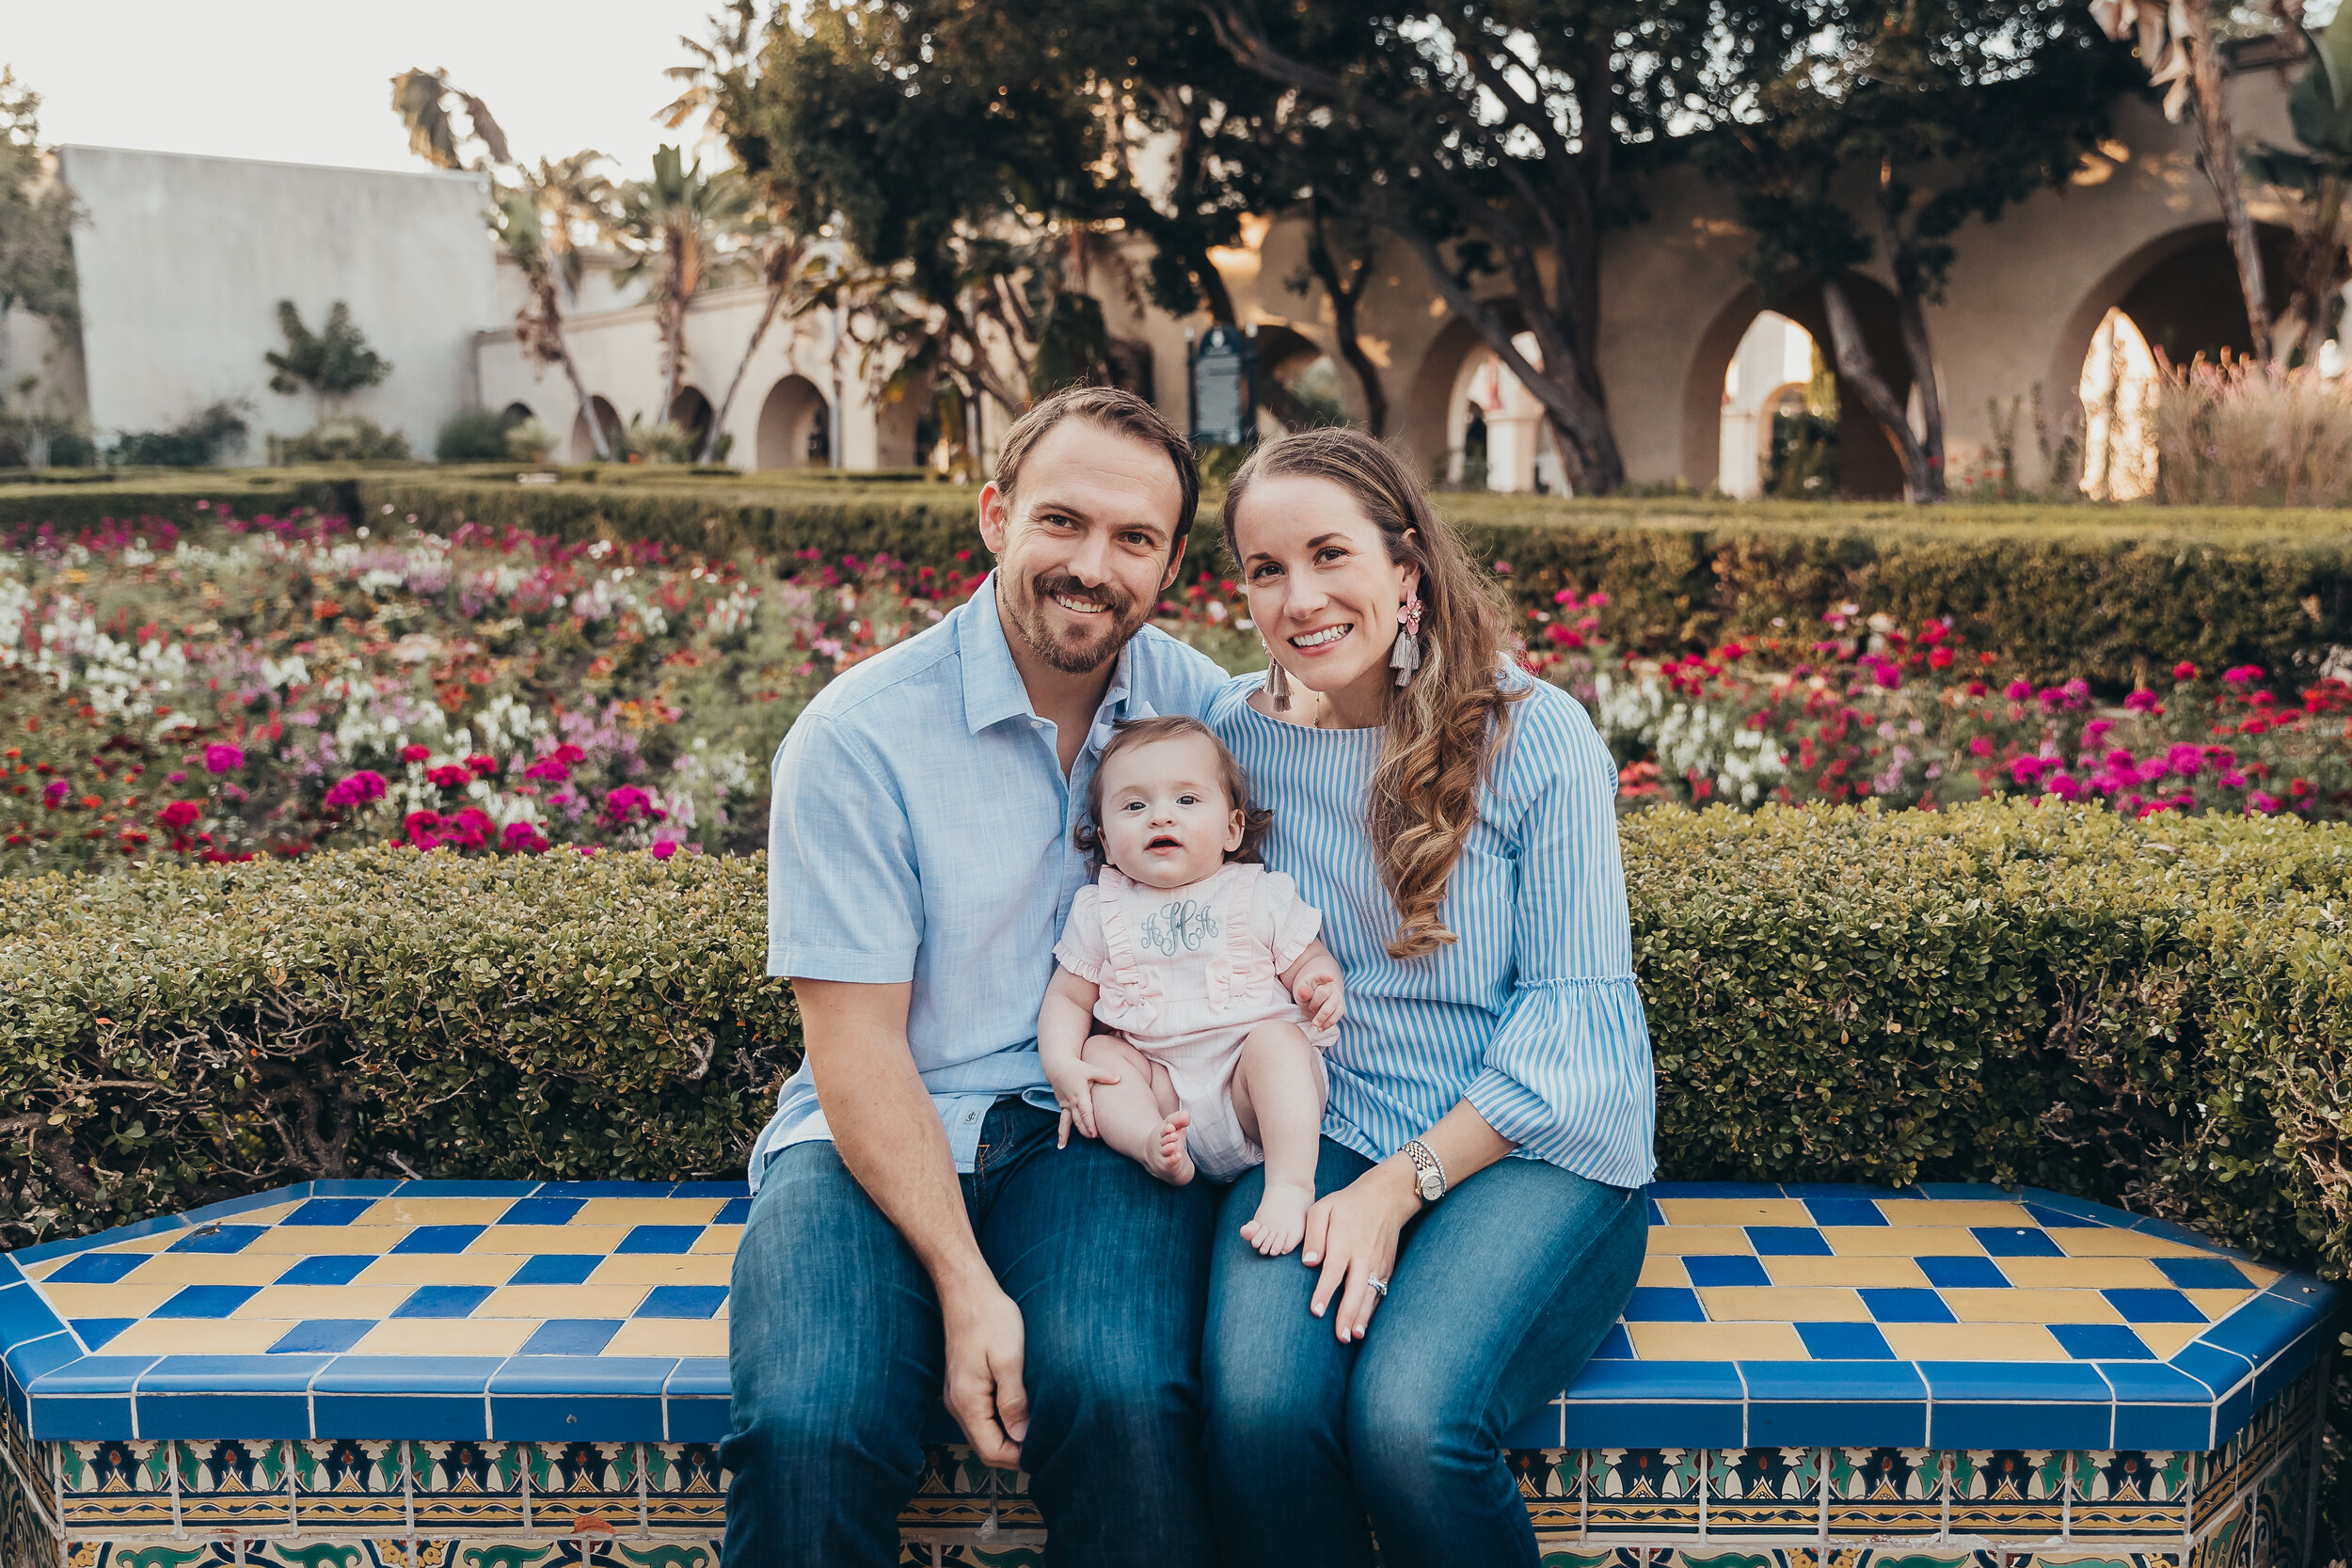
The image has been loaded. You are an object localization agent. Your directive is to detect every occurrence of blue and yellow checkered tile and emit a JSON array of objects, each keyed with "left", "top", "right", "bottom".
[{"left": 0, "top": 1178, "right": 2338, "bottom": 1457}]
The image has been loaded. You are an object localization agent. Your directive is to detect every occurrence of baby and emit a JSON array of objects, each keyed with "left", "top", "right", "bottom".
[{"left": 1041, "top": 715, "right": 1343, "bottom": 1256}]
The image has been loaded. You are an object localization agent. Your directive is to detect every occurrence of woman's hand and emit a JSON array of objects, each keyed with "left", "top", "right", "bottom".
[{"left": 1301, "top": 1154, "right": 1422, "bottom": 1342}]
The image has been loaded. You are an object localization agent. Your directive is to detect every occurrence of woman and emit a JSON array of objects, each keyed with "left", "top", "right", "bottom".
[{"left": 1204, "top": 428, "right": 1655, "bottom": 1568}]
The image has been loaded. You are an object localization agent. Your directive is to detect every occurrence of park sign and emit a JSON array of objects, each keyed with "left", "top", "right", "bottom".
[{"left": 1189, "top": 324, "right": 1257, "bottom": 447}]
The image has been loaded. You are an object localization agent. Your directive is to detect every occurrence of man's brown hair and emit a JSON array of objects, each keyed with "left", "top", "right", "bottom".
[
  {"left": 993, "top": 386, "right": 1200, "bottom": 563},
  {"left": 1073, "top": 715, "right": 1273, "bottom": 869}
]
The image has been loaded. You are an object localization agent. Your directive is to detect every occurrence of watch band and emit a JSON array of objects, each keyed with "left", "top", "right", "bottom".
[{"left": 1402, "top": 1138, "right": 1446, "bottom": 1202}]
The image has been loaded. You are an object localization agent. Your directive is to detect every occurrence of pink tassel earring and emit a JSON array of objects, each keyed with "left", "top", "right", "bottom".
[{"left": 1390, "top": 595, "right": 1424, "bottom": 687}]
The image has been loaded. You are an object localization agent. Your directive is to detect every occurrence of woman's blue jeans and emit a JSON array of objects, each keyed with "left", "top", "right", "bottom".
[
  {"left": 1205, "top": 1138, "right": 1646, "bottom": 1568},
  {"left": 720, "top": 1098, "right": 1219, "bottom": 1568}
]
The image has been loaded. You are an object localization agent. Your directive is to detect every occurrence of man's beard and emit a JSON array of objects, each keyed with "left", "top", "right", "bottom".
[{"left": 1001, "top": 571, "right": 1148, "bottom": 675}]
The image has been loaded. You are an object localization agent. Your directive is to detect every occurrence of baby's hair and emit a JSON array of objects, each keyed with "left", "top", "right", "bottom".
[{"left": 1074, "top": 715, "right": 1274, "bottom": 869}]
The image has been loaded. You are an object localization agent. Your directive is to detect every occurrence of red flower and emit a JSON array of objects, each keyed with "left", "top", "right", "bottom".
[
  {"left": 158, "top": 800, "right": 200, "bottom": 830},
  {"left": 401, "top": 744, "right": 432, "bottom": 764},
  {"left": 427, "top": 764, "right": 473, "bottom": 790}
]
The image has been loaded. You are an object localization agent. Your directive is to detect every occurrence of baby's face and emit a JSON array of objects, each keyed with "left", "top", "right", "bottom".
[{"left": 1096, "top": 733, "right": 1245, "bottom": 890}]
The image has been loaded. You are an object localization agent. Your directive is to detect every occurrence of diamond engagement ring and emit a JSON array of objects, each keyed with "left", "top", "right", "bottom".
[{"left": 1367, "top": 1275, "right": 1390, "bottom": 1297}]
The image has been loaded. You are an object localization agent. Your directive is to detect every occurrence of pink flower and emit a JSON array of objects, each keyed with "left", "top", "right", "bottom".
[
  {"left": 401, "top": 744, "right": 432, "bottom": 764},
  {"left": 41, "top": 779, "right": 68, "bottom": 805},
  {"left": 404, "top": 809, "right": 445, "bottom": 848},
  {"left": 2249, "top": 791, "right": 2281, "bottom": 814},
  {"left": 2082, "top": 720, "right": 2114, "bottom": 746},
  {"left": 523, "top": 756, "right": 570, "bottom": 782},
  {"left": 2173, "top": 661, "right": 2199, "bottom": 681},
  {"left": 426, "top": 764, "right": 473, "bottom": 790},
  {"left": 165, "top": 770, "right": 187, "bottom": 784},
  {"left": 1927, "top": 647, "right": 1954, "bottom": 669},
  {"left": 2123, "top": 689, "right": 2158, "bottom": 713},
  {"left": 442, "top": 807, "right": 493, "bottom": 850},
  {"left": 501, "top": 820, "right": 548, "bottom": 855},
  {"left": 649, "top": 840, "right": 678, "bottom": 860},
  {"left": 2046, "top": 772, "right": 2084, "bottom": 800},
  {"left": 601, "top": 786, "right": 656, "bottom": 826},
  {"left": 324, "top": 770, "right": 388, "bottom": 808},
  {"left": 2008, "top": 757, "right": 2047, "bottom": 785},
  {"left": 2223, "top": 665, "right": 2265, "bottom": 687},
  {"left": 576, "top": 844, "right": 598, "bottom": 857},
  {"left": 1491, "top": 560, "right": 1514, "bottom": 576},
  {"left": 1968, "top": 736, "right": 1994, "bottom": 757},
  {"left": 552, "top": 743, "right": 587, "bottom": 767},
  {"left": 2003, "top": 679, "right": 2033, "bottom": 701},
  {"left": 202, "top": 743, "right": 245, "bottom": 774},
  {"left": 2166, "top": 743, "right": 2205, "bottom": 778},
  {"left": 158, "top": 800, "right": 200, "bottom": 829},
  {"left": 465, "top": 754, "right": 500, "bottom": 779}
]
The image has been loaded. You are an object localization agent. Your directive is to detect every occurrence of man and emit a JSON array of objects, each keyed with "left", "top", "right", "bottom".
[{"left": 722, "top": 386, "right": 1230, "bottom": 1566}]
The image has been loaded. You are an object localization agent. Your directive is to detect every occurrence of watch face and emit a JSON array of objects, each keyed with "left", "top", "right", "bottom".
[{"left": 1418, "top": 1168, "right": 1443, "bottom": 1201}]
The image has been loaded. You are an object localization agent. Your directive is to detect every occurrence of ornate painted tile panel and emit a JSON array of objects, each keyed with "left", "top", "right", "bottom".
[{"left": 0, "top": 1179, "right": 2338, "bottom": 1566}]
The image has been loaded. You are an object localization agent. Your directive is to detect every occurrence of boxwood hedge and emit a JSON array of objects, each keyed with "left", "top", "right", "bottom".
[
  {"left": 339, "top": 478, "right": 2352, "bottom": 691},
  {"left": 6, "top": 801, "right": 2350, "bottom": 1280}
]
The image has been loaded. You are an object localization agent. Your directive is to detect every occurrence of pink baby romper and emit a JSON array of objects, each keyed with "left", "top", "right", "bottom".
[{"left": 1053, "top": 861, "right": 1336, "bottom": 1180}]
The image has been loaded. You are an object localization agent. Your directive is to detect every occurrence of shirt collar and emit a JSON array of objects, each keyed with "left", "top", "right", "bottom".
[{"left": 959, "top": 571, "right": 1142, "bottom": 736}]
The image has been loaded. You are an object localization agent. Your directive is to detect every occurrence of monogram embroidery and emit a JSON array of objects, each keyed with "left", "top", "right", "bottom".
[{"left": 1138, "top": 898, "right": 1219, "bottom": 955}]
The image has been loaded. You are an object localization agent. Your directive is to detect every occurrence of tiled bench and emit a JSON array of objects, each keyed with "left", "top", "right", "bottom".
[{"left": 0, "top": 1180, "right": 2337, "bottom": 1568}]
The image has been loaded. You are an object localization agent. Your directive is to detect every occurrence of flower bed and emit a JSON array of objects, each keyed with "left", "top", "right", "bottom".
[
  {"left": 1531, "top": 594, "right": 2352, "bottom": 820},
  {"left": 0, "top": 509, "right": 1251, "bottom": 877}
]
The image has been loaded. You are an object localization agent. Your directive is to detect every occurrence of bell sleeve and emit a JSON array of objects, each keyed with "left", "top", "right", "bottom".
[
  {"left": 1462, "top": 695, "right": 1658, "bottom": 1187},
  {"left": 1051, "top": 886, "right": 1110, "bottom": 985}
]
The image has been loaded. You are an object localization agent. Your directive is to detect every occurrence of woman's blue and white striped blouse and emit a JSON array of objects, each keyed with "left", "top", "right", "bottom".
[{"left": 1208, "top": 671, "right": 1657, "bottom": 1190}]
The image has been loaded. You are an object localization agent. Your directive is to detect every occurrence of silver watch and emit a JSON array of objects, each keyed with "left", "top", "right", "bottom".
[{"left": 1402, "top": 1138, "right": 1446, "bottom": 1204}]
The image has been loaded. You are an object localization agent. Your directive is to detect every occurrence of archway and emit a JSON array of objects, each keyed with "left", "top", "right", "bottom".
[
  {"left": 1406, "top": 310, "right": 1521, "bottom": 485},
  {"left": 2043, "top": 220, "right": 2293, "bottom": 478},
  {"left": 1717, "top": 312, "right": 1830, "bottom": 499},
  {"left": 755, "top": 375, "right": 831, "bottom": 469},
  {"left": 501, "top": 402, "right": 535, "bottom": 424},
  {"left": 567, "top": 396, "right": 622, "bottom": 462},
  {"left": 668, "top": 386, "right": 714, "bottom": 451},
  {"left": 1681, "top": 274, "right": 1914, "bottom": 499}
]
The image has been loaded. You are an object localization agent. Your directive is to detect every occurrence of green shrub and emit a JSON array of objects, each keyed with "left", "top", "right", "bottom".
[
  {"left": 435, "top": 407, "right": 521, "bottom": 464},
  {"left": 8, "top": 803, "right": 2352, "bottom": 1281},
  {"left": 269, "top": 418, "right": 412, "bottom": 465},
  {"left": 105, "top": 402, "right": 250, "bottom": 467}
]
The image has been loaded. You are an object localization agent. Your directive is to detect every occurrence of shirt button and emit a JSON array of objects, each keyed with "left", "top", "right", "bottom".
[{"left": 964, "top": 1110, "right": 978, "bottom": 1123}]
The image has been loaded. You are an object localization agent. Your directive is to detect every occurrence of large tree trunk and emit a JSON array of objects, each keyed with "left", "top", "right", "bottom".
[
  {"left": 520, "top": 270, "right": 610, "bottom": 461},
  {"left": 1883, "top": 216, "right": 1947, "bottom": 501},
  {"left": 2183, "top": 0, "right": 2274, "bottom": 360},
  {"left": 699, "top": 260, "right": 796, "bottom": 465},
  {"left": 1820, "top": 274, "right": 1937, "bottom": 503},
  {"left": 1306, "top": 198, "right": 1390, "bottom": 436}
]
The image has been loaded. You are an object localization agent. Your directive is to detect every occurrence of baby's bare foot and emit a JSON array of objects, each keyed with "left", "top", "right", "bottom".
[
  {"left": 1145, "top": 1111, "right": 1196, "bottom": 1186},
  {"left": 1241, "top": 1180, "right": 1314, "bottom": 1257}
]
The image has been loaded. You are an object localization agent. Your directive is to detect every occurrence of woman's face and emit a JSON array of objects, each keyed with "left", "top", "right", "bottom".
[{"left": 1232, "top": 474, "right": 1420, "bottom": 719}]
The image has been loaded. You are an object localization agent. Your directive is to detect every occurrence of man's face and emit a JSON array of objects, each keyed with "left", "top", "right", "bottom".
[{"left": 977, "top": 419, "right": 1187, "bottom": 676}]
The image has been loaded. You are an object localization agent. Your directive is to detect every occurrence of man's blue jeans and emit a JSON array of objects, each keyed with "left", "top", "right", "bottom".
[
  {"left": 720, "top": 1098, "right": 1219, "bottom": 1567},
  {"left": 1205, "top": 1138, "right": 1646, "bottom": 1568}
]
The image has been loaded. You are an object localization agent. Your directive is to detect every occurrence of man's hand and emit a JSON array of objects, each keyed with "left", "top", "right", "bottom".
[
  {"left": 943, "top": 1279, "right": 1030, "bottom": 1469},
  {"left": 1045, "top": 1046, "right": 1123, "bottom": 1147},
  {"left": 1288, "top": 943, "right": 1344, "bottom": 1031}
]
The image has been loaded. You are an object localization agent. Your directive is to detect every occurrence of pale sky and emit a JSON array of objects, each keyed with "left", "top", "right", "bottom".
[{"left": 2, "top": 0, "right": 730, "bottom": 182}]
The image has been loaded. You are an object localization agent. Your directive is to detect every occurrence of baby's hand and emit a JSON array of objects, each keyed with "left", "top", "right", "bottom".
[
  {"left": 1047, "top": 1055, "right": 1124, "bottom": 1147},
  {"left": 1294, "top": 961, "right": 1344, "bottom": 1031}
]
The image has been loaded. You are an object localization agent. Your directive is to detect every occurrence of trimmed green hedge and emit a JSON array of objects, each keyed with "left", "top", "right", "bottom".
[
  {"left": 7, "top": 467, "right": 2352, "bottom": 688},
  {"left": 7, "top": 802, "right": 2351, "bottom": 1280},
  {"left": 351, "top": 479, "right": 2352, "bottom": 690}
]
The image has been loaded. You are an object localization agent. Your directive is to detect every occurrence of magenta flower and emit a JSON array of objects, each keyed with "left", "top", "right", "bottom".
[
  {"left": 324, "top": 770, "right": 389, "bottom": 808},
  {"left": 203, "top": 743, "right": 245, "bottom": 774},
  {"left": 2047, "top": 773, "right": 2084, "bottom": 800},
  {"left": 524, "top": 756, "right": 570, "bottom": 782},
  {"left": 501, "top": 820, "right": 548, "bottom": 855},
  {"left": 401, "top": 744, "right": 432, "bottom": 764},
  {"left": 2123, "top": 689, "right": 2158, "bottom": 713},
  {"left": 2223, "top": 665, "right": 2265, "bottom": 687},
  {"left": 2173, "top": 661, "right": 2199, "bottom": 681},
  {"left": 2249, "top": 791, "right": 2281, "bottom": 814},
  {"left": 2003, "top": 679, "right": 2032, "bottom": 701},
  {"left": 601, "top": 786, "right": 656, "bottom": 826},
  {"left": 41, "top": 779, "right": 69, "bottom": 805},
  {"left": 649, "top": 840, "right": 678, "bottom": 860},
  {"left": 404, "top": 809, "right": 445, "bottom": 848},
  {"left": 465, "top": 754, "right": 500, "bottom": 779},
  {"left": 158, "top": 800, "right": 200, "bottom": 829},
  {"left": 426, "top": 764, "right": 473, "bottom": 791},
  {"left": 443, "top": 807, "right": 493, "bottom": 850},
  {"left": 1968, "top": 736, "right": 1994, "bottom": 757}
]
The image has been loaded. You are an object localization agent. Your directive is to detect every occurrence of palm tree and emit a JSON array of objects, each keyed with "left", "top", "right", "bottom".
[
  {"left": 658, "top": 0, "right": 758, "bottom": 149},
  {"left": 609, "top": 145, "right": 755, "bottom": 432},
  {"left": 495, "top": 161, "right": 619, "bottom": 460},
  {"left": 389, "top": 68, "right": 510, "bottom": 170}
]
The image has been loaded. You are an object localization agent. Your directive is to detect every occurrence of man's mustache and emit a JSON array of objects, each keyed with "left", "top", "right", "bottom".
[{"left": 1033, "top": 574, "right": 1129, "bottom": 618}]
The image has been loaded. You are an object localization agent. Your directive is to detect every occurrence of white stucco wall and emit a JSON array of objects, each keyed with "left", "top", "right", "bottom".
[{"left": 56, "top": 146, "right": 499, "bottom": 451}]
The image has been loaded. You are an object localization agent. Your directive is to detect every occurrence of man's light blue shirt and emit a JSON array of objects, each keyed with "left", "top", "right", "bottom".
[{"left": 751, "top": 572, "right": 1229, "bottom": 1188}]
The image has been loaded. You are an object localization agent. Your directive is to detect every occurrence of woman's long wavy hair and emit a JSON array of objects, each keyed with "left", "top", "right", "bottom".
[{"left": 1222, "top": 429, "right": 1523, "bottom": 959}]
